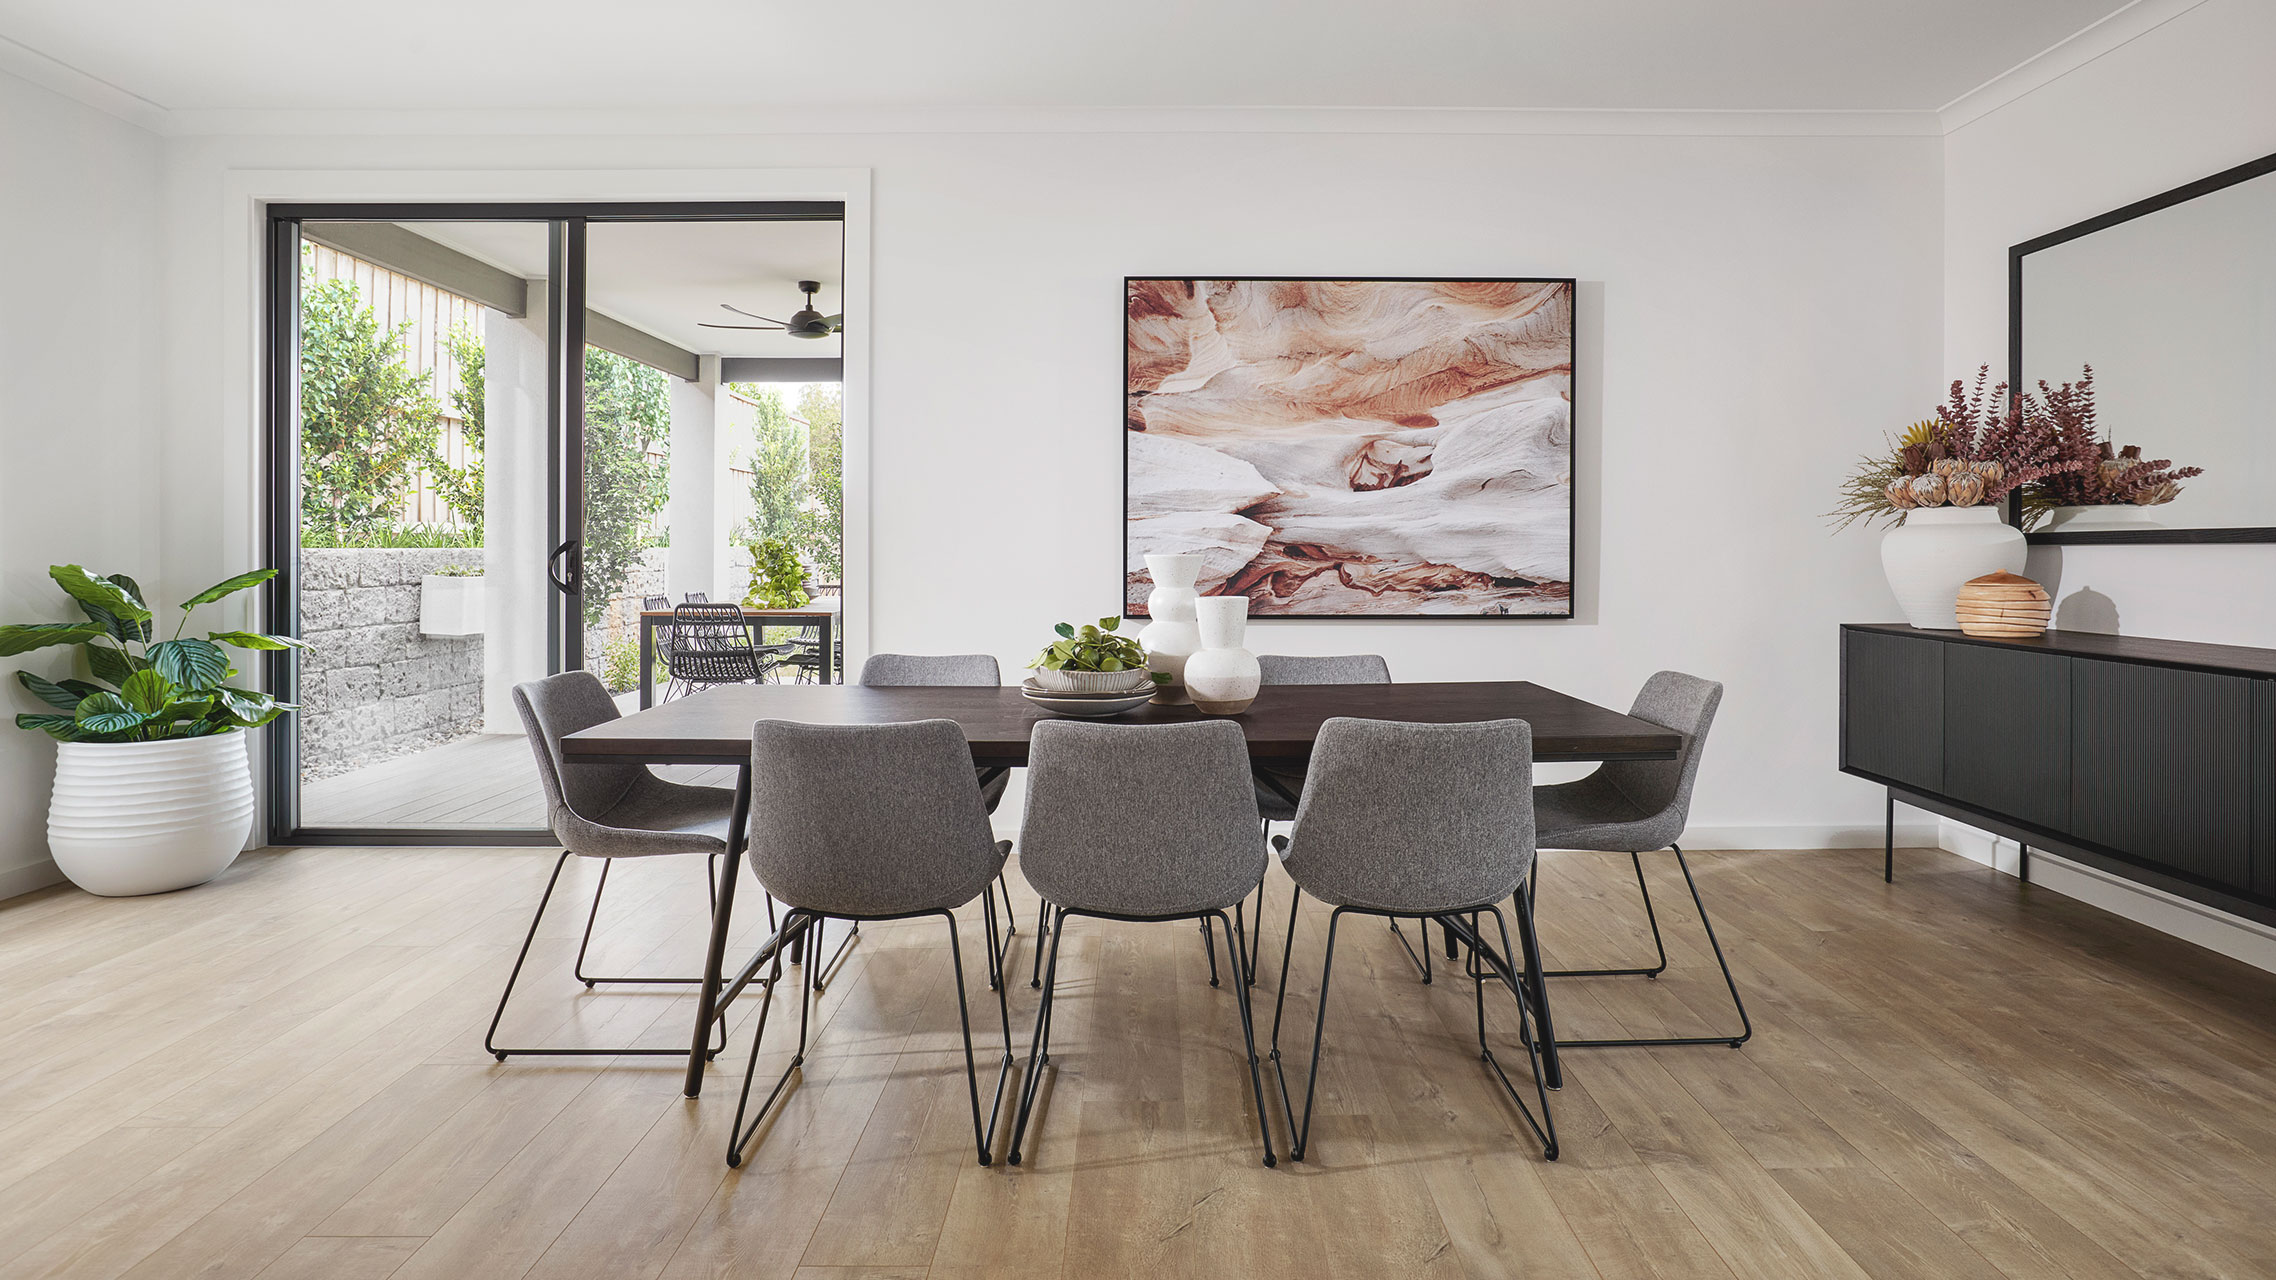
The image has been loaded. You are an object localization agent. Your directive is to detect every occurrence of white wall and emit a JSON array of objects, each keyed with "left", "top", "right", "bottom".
[
  {"left": 1942, "top": 0, "right": 2276, "bottom": 965},
  {"left": 0, "top": 69, "right": 164, "bottom": 898},
  {"left": 150, "top": 126, "right": 1942, "bottom": 850}
]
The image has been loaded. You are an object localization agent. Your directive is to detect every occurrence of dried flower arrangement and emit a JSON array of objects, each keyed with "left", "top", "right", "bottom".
[
  {"left": 1828, "top": 366, "right": 2094, "bottom": 532},
  {"left": 2018, "top": 365, "right": 2202, "bottom": 527}
]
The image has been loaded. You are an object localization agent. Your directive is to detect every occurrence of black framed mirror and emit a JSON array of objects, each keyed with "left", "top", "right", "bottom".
[{"left": 2012, "top": 148, "right": 2276, "bottom": 545}]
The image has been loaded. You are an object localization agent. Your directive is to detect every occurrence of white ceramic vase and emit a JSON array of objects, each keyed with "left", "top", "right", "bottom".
[
  {"left": 1136, "top": 552, "right": 1203, "bottom": 705},
  {"left": 48, "top": 732, "right": 255, "bottom": 896},
  {"left": 1879, "top": 507, "right": 2028, "bottom": 631},
  {"left": 2046, "top": 504, "right": 2167, "bottom": 533},
  {"left": 1185, "top": 595, "right": 1261, "bottom": 715}
]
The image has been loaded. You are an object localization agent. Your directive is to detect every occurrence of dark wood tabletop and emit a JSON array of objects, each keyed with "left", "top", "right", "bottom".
[{"left": 565, "top": 680, "right": 1681, "bottom": 767}]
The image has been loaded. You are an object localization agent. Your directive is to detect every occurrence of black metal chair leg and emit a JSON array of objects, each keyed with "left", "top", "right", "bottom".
[
  {"left": 1243, "top": 875, "right": 1264, "bottom": 985},
  {"left": 1538, "top": 853, "right": 1670, "bottom": 980},
  {"left": 1485, "top": 906, "right": 1560, "bottom": 1160},
  {"left": 1008, "top": 907, "right": 1069, "bottom": 1165},
  {"left": 1030, "top": 898, "right": 1052, "bottom": 989},
  {"left": 575, "top": 851, "right": 731, "bottom": 987},
  {"left": 489, "top": 851, "right": 728, "bottom": 1062},
  {"left": 1264, "top": 880, "right": 1305, "bottom": 1146},
  {"left": 1210, "top": 907, "right": 1277, "bottom": 1167},
  {"left": 1544, "top": 845, "right": 1753, "bottom": 1051},
  {"left": 1885, "top": 791, "right": 1895, "bottom": 883},
  {"left": 726, "top": 914, "right": 811, "bottom": 1168},
  {"left": 1279, "top": 907, "right": 1346, "bottom": 1162},
  {"left": 1200, "top": 917, "right": 1222, "bottom": 987},
  {"left": 808, "top": 918, "right": 860, "bottom": 994},
  {"left": 1388, "top": 917, "right": 1433, "bottom": 984},
  {"left": 940, "top": 909, "right": 1010, "bottom": 1166}
]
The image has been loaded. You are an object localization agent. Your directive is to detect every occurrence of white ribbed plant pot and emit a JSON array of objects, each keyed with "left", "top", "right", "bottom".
[
  {"left": 48, "top": 732, "right": 255, "bottom": 896},
  {"left": 1136, "top": 552, "right": 1203, "bottom": 705},
  {"left": 1879, "top": 507, "right": 2028, "bottom": 631},
  {"left": 2046, "top": 504, "right": 2167, "bottom": 533},
  {"left": 1031, "top": 666, "right": 1154, "bottom": 693}
]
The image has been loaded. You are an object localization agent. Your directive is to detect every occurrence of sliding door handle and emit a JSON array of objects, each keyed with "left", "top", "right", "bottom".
[{"left": 547, "top": 539, "right": 581, "bottom": 593}]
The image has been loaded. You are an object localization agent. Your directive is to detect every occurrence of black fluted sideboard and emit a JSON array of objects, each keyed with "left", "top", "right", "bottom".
[{"left": 1839, "top": 623, "right": 2276, "bottom": 926}]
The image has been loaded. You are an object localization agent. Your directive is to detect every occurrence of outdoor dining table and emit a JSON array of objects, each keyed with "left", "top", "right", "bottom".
[
  {"left": 637, "top": 603, "right": 840, "bottom": 707},
  {"left": 558, "top": 680, "right": 1684, "bottom": 1098}
]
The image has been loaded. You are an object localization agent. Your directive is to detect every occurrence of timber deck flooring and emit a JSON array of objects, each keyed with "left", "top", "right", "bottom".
[
  {"left": 300, "top": 733, "right": 735, "bottom": 831},
  {"left": 2, "top": 842, "right": 2274, "bottom": 1279}
]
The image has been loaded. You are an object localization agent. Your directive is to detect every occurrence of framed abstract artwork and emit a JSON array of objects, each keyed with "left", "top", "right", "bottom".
[{"left": 1125, "top": 277, "right": 1576, "bottom": 619}]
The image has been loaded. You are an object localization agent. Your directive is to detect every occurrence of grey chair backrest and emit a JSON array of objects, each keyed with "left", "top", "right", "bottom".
[
  {"left": 1018, "top": 719, "right": 1266, "bottom": 918},
  {"left": 1282, "top": 717, "right": 1535, "bottom": 914},
  {"left": 513, "top": 671, "right": 646, "bottom": 836},
  {"left": 859, "top": 653, "right": 1001, "bottom": 686},
  {"left": 1597, "top": 671, "right": 1722, "bottom": 838},
  {"left": 747, "top": 719, "right": 1001, "bottom": 918},
  {"left": 1256, "top": 654, "right": 1391, "bottom": 685}
]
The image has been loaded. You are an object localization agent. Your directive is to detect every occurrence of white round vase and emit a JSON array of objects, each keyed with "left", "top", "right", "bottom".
[
  {"left": 2046, "top": 504, "right": 2167, "bottom": 533},
  {"left": 48, "top": 732, "right": 255, "bottom": 896},
  {"left": 1879, "top": 507, "right": 2028, "bottom": 631},
  {"left": 1137, "top": 552, "right": 1203, "bottom": 705},
  {"left": 1185, "top": 595, "right": 1261, "bottom": 716}
]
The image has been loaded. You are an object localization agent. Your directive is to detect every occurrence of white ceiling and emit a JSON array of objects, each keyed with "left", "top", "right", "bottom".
[
  {"left": 1, "top": 0, "right": 2137, "bottom": 115},
  {"left": 410, "top": 220, "right": 842, "bottom": 360}
]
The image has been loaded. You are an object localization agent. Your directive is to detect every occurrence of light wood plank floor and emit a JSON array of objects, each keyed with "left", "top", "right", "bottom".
[
  {"left": 300, "top": 733, "right": 736, "bottom": 831},
  {"left": 3, "top": 843, "right": 2274, "bottom": 1279}
]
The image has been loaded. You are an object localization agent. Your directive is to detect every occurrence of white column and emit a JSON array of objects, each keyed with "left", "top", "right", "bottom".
[
  {"left": 482, "top": 282, "right": 552, "bottom": 734},
  {"left": 712, "top": 383, "right": 752, "bottom": 603},
  {"left": 665, "top": 354, "right": 719, "bottom": 602}
]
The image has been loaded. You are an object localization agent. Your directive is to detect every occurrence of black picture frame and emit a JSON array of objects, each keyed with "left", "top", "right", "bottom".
[
  {"left": 2010, "top": 148, "right": 2276, "bottom": 545},
  {"left": 1122, "top": 276, "right": 1579, "bottom": 621}
]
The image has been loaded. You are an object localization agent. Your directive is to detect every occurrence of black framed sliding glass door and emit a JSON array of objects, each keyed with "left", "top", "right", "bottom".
[{"left": 262, "top": 201, "right": 845, "bottom": 844}]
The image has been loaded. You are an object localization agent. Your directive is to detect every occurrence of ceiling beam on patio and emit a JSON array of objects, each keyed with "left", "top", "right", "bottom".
[
  {"left": 301, "top": 221, "right": 528, "bottom": 317},
  {"left": 719, "top": 356, "right": 844, "bottom": 384}
]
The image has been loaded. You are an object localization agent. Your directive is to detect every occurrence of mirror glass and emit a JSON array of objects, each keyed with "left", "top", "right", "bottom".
[{"left": 2020, "top": 160, "right": 2276, "bottom": 533}]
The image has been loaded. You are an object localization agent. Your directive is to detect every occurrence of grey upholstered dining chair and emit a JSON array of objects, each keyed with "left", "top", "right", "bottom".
[
  {"left": 1008, "top": 719, "right": 1276, "bottom": 1166},
  {"left": 1267, "top": 717, "right": 1559, "bottom": 1162},
  {"left": 725, "top": 718, "right": 1015, "bottom": 1169},
  {"left": 1526, "top": 670, "right": 1750, "bottom": 1050},
  {"left": 486, "top": 670, "right": 745, "bottom": 1061},
  {"left": 859, "top": 653, "right": 1018, "bottom": 978},
  {"left": 1244, "top": 654, "right": 1392, "bottom": 982}
]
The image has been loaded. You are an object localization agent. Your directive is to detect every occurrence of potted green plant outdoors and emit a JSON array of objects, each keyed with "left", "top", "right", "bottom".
[
  {"left": 1027, "top": 617, "right": 1166, "bottom": 693},
  {"left": 3, "top": 566, "right": 299, "bottom": 896}
]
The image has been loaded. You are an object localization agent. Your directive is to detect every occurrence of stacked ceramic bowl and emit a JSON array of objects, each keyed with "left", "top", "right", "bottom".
[{"left": 1022, "top": 666, "right": 1157, "bottom": 718}]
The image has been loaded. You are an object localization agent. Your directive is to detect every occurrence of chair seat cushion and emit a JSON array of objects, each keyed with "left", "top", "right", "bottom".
[
  {"left": 1533, "top": 774, "right": 1679, "bottom": 853},
  {"left": 981, "top": 768, "right": 1010, "bottom": 815},
  {"left": 563, "top": 779, "right": 737, "bottom": 859}
]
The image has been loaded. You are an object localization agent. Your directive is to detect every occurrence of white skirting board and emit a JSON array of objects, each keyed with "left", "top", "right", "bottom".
[
  {"left": 0, "top": 855, "right": 67, "bottom": 903},
  {"left": 1940, "top": 819, "right": 2276, "bottom": 976}
]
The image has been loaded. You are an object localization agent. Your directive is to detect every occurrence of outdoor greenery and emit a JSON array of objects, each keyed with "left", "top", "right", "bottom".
[
  {"left": 734, "top": 383, "right": 844, "bottom": 584},
  {"left": 598, "top": 637, "right": 642, "bottom": 695},
  {"left": 298, "top": 523, "right": 483, "bottom": 549},
  {"left": 1027, "top": 617, "right": 1163, "bottom": 679},
  {"left": 299, "top": 277, "right": 446, "bottom": 542},
  {"left": 3, "top": 566, "right": 298, "bottom": 742},
  {"left": 743, "top": 537, "right": 811, "bottom": 609},
  {"left": 431, "top": 325, "right": 486, "bottom": 530},
  {"left": 582, "top": 348, "right": 673, "bottom": 627}
]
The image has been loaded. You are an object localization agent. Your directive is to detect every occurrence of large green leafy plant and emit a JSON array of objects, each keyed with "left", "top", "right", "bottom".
[
  {"left": 743, "top": 537, "right": 811, "bottom": 609},
  {"left": 3, "top": 567, "right": 299, "bottom": 742}
]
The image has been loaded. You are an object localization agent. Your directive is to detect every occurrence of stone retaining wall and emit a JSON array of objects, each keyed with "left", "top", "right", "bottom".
[{"left": 300, "top": 548, "right": 484, "bottom": 779}]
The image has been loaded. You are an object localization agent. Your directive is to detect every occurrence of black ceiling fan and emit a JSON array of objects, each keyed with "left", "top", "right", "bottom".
[{"left": 699, "top": 279, "right": 841, "bottom": 339}]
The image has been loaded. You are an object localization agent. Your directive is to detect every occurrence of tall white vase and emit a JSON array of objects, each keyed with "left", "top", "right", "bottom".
[
  {"left": 48, "top": 732, "right": 254, "bottom": 896},
  {"left": 1137, "top": 552, "right": 1203, "bottom": 705},
  {"left": 1185, "top": 595, "right": 1261, "bottom": 715},
  {"left": 1879, "top": 507, "right": 2028, "bottom": 631}
]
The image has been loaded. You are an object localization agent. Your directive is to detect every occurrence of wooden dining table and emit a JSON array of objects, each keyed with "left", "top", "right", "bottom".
[{"left": 560, "top": 680, "right": 1683, "bottom": 1098}]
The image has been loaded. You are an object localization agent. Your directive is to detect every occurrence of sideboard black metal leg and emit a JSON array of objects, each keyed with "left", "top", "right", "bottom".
[
  {"left": 1884, "top": 792, "right": 1895, "bottom": 884},
  {"left": 2019, "top": 843, "right": 2030, "bottom": 884}
]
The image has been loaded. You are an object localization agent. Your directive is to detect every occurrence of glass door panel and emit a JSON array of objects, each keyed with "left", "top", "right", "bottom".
[{"left": 287, "top": 218, "right": 558, "bottom": 834}]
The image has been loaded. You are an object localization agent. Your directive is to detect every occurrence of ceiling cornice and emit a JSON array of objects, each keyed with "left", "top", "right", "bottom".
[
  {"left": 0, "top": 31, "right": 164, "bottom": 131},
  {"left": 1938, "top": 0, "right": 2212, "bottom": 132},
  {"left": 155, "top": 104, "right": 1945, "bottom": 140}
]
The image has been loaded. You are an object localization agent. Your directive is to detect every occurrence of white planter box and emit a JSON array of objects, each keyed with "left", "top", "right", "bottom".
[{"left": 420, "top": 574, "right": 486, "bottom": 637}]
